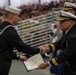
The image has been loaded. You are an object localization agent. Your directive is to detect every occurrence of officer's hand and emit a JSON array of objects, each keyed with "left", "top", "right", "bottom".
[
  {"left": 38, "top": 62, "right": 49, "bottom": 69},
  {"left": 19, "top": 55, "right": 27, "bottom": 61},
  {"left": 39, "top": 45, "right": 50, "bottom": 54}
]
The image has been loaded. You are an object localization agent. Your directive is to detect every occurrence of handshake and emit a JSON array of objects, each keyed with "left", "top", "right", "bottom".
[{"left": 39, "top": 45, "right": 50, "bottom": 54}]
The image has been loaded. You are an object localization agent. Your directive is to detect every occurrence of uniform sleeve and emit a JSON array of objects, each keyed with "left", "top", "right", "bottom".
[
  {"left": 3, "top": 27, "right": 40, "bottom": 55},
  {"left": 9, "top": 51, "right": 19, "bottom": 60},
  {"left": 48, "top": 37, "right": 63, "bottom": 53},
  {"left": 49, "top": 37, "right": 76, "bottom": 66}
]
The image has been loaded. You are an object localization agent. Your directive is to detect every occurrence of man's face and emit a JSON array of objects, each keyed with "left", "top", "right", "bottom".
[
  {"left": 12, "top": 14, "right": 20, "bottom": 25},
  {"left": 60, "top": 20, "right": 71, "bottom": 31},
  {"left": 65, "top": 9, "right": 76, "bottom": 15}
]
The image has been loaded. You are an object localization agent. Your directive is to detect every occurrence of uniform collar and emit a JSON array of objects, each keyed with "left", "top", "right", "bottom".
[
  {"left": 65, "top": 22, "right": 75, "bottom": 34},
  {"left": 2, "top": 21, "right": 12, "bottom": 25}
]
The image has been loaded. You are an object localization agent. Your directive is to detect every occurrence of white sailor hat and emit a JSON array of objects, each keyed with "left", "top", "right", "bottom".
[
  {"left": 57, "top": 10, "right": 76, "bottom": 21},
  {"left": 63, "top": 2, "right": 76, "bottom": 11},
  {"left": 5, "top": 6, "right": 21, "bottom": 15}
]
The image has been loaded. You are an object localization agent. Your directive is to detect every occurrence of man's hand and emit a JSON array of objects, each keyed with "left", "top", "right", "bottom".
[
  {"left": 38, "top": 62, "right": 49, "bottom": 69},
  {"left": 19, "top": 55, "right": 27, "bottom": 61},
  {"left": 39, "top": 45, "right": 50, "bottom": 54}
]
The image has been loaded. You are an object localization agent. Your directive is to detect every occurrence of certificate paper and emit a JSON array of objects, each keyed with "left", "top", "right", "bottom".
[{"left": 23, "top": 53, "right": 44, "bottom": 71}]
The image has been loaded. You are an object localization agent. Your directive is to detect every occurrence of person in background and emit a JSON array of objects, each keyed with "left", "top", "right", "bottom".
[
  {"left": 30, "top": 10, "right": 40, "bottom": 18},
  {"left": 63, "top": 2, "right": 76, "bottom": 15},
  {"left": 0, "top": 6, "right": 45, "bottom": 75},
  {"left": 19, "top": 8, "right": 29, "bottom": 20},
  {"left": 39, "top": 10, "right": 76, "bottom": 75}
]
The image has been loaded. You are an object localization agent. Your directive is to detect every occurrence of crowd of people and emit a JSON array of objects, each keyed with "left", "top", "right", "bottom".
[
  {"left": 0, "top": 1, "right": 75, "bottom": 21},
  {"left": 0, "top": 2, "right": 59, "bottom": 20},
  {"left": 0, "top": 1, "right": 76, "bottom": 21}
]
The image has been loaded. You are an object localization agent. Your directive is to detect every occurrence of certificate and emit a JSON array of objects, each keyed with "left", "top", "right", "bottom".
[{"left": 23, "top": 53, "right": 44, "bottom": 71}]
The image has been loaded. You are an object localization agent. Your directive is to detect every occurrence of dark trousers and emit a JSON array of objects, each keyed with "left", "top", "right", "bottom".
[
  {"left": 0, "top": 59, "right": 11, "bottom": 75},
  {"left": 63, "top": 64, "right": 76, "bottom": 75},
  {"left": 0, "top": 73, "right": 8, "bottom": 75}
]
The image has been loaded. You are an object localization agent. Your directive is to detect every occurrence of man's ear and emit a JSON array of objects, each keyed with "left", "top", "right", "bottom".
[{"left": 67, "top": 20, "right": 74, "bottom": 27}]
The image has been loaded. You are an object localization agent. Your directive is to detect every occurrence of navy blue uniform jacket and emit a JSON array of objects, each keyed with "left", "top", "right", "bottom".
[
  {"left": 49, "top": 22, "right": 76, "bottom": 72},
  {"left": 0, "top": 21, "right": 40, "bottom": 74}
]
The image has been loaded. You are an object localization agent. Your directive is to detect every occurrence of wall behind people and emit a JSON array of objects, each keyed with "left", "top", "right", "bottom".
[
  {"left": 0, "top": 0, "right": 59, "bottom": 8},
  {"left": 10, "top": 0, "right": 39, "bottom": 7},
  {"left": 22, "top": 0, "right": 39, "bottom": 5},
  {"left": 0, "top": 0, "right": 8, "bottom": 8},
  {"left": 10, "top": 0, "right": 22, "bottom": 7}
]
